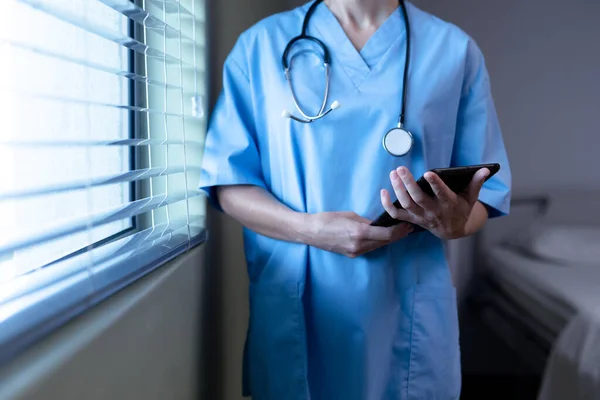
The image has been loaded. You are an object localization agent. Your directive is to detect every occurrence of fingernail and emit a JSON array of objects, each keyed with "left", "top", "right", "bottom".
[
  {"left": 397, "top": 167, "right": 407, "bottom": 177},
  {"left": 390, "top": 171, "right": 399, "bottom": 181},
  {"left": 381, "top": 189, "right": 386, "bottom": 196}
]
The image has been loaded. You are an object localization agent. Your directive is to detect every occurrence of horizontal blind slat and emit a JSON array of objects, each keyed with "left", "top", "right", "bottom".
[
  {"left": 0, "top": 190, "right": 202, "bottom": 257},
  {"left": 97, "top": 0, "right": 198, "bottom": 44},
  {"left": 0, "top": 215, "right": 203, "bottom": 305},
  {"left": 2, "top": 89, "right": 204, "bottom": 121},
  {"left": 0, "top": 40, "right": 198, "bottom": 93},
  {"left": 0, "top": 139, "right": 204, "bottom": 147},
  {"left": 17, "top": 0, "right": 200, "bottom": 72},
  {"left": 0, "top": 215, "right": 200, "bottom": 304},
  {"left": 0, "top": 166, "right": 202, "bottom": 200}
]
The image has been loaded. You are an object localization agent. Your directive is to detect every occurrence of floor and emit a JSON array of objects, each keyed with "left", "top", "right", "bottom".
[
  {"left": 458, "top": 303, "right": 543, "bottom": 400},
  {"left": 461, "top": 376, "right": 541, "bottom": 400}
]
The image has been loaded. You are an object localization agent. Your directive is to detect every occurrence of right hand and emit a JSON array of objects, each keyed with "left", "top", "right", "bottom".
[{"left": 304, "top": 211, "right": 413, "bottom": 258}]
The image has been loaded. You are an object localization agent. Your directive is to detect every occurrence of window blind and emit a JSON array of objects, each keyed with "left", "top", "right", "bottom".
[{"left": 0, "top": 0, "right": 207, "bottom": 363}]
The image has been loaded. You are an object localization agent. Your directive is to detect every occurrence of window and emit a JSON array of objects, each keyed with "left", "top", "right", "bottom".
[
  {"left": 0, "top": 0, "right": 133, "bottom": 283},
  {"left": 0, "top": 0, "right": 207, "bottom": 363}
]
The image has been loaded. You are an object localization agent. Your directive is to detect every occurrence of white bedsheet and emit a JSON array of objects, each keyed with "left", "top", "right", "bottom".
[
  {"left": 538, "top": 310, "right": 600, "bottom": 400},
  {"left": 484, "top": 246, "right": 600, "bottom": 399},
  {"left": 486, "top": 246, "right": 600, "bottom": 334}
]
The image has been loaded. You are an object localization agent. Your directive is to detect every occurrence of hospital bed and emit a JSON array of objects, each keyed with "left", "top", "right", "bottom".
[{"left": 467, "top": 190, "right": 600, "bottom": 398}]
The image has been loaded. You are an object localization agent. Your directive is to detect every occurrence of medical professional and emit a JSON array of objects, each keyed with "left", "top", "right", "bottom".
[{"left": 199, "top": 0, "right": 511, "bottom": 398}]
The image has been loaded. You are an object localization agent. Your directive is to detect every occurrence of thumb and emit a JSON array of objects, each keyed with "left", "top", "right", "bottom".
[
  {"left": 391, "top": 222, "right": 414, "bottom": 239},
  {"left": 465, "top": 168, "right": 489, "bottom": 206}
]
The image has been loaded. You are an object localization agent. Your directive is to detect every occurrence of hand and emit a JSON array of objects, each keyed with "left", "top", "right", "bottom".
[
  {"left": 380, "top": 166, "right": 490, "bottom": 240},
  {"left": 304, "top": 211, "right": 413, "bottom": 258}
]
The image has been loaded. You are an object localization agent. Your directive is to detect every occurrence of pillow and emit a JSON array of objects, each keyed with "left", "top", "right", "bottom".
[{"left": 507, "top": 222, "right": 600, "bottom": 266}]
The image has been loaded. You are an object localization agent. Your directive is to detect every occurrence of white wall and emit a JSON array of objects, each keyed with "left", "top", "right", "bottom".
[{"left": 413, "top": 0, "right": 600, "bottom": 192}]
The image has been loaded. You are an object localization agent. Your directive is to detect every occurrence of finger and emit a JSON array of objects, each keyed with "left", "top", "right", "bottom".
[
  {"left": 362, "top": 224, "right": 396, "bottom": 242},
  {"left": 397, "top": 167, "right": 435, "bottom": 209},
  {"left": 360, "top": 223, "right": 414, "bottom": 254},
  {"left": 345, "top": 211, "right": 387, "bottom": 226},
  {"left": 346, "top": 235, "right": 390, "bottom": 259},
  {"left": 347, "top": 211, "right": 413, "bottom": 241},
  {"left": 361, "top": 218, "right": 413, "bottom": 242},
  {"left": 350, "top": 223, "right": 414, "bottom": 257},
  {"left": 464, "top": 168, "right": 490, "bottom": 206},
  {"left": 381, "top": 189, "right": 414, "bottom": 222},
  {"left": 351, "top": 239, "right": 388, "bottom": 257},
  {"left": 423, "top": 171, "right": 456, "bottom": 204},
  {"left": 390, "top": 169, "right": 422, "bottom": 214},
  {"left": 380, "top": 188, "right": 404, "bottom": 220},
  {"left": 391, "top": 222, "right": 414, "bottom": 240},
  {"left": 346, "top": 214, "right": 392, "bottom": 242},
  {"left": 358, "top": 230, "right": 408, "bottom": 253}
]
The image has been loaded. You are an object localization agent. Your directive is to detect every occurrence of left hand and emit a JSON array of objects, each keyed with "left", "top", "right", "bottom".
[{"left": 380, "top": 166, "right": 490, "bottom": 240}]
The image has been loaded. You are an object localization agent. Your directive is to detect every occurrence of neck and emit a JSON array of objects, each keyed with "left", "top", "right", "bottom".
[{"left": 324, "top": 0, "right": 398, "bottom": 28}]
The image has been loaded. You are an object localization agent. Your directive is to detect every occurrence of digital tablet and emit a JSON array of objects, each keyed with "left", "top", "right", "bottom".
[{"left": 370, "top": 163, "right": 500, "bottom": 229}]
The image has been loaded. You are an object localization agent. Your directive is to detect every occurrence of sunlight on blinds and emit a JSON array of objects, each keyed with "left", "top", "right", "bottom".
[{"left": 0, "top": 0, "right": 207, "bottom": 362}]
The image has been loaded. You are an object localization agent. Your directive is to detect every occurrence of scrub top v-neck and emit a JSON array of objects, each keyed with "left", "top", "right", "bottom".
[{"left": 310, "top": 3, "right": 408, "bottom": 88}]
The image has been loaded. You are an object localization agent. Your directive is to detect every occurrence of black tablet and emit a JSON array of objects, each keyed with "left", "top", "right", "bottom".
[{"left": 371, "top": 163, "right": 500, "bottom": 229}]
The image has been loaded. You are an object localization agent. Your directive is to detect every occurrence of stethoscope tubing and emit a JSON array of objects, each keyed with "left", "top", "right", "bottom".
[
  {"left": 285, "top": 62, "right": 331, "bottom": 121},
  {"left": 281, "top": 0, "right": 413, "bottom": 152}
]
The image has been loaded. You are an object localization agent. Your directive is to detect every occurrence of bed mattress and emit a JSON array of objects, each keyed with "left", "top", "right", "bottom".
[{"left": 484, "top": 245, "right": 600, "bottom": 338}]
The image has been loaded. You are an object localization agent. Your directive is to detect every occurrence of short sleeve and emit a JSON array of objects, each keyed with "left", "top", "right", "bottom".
[
  {"left": 451, "top": 40, "right": 512, "bottom": 218},
  {"left": 198, "top": 45, "right": 267, "bottom": 210}
]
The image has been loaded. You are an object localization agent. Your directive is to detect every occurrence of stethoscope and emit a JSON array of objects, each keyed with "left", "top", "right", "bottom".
[{"left": 281, "top": 0, "right": 413, "bottom": 157}]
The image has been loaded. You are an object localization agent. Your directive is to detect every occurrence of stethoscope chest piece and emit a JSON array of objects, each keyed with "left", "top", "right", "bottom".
[{"left": 382, "top": 125, "right": 413, "bottom": 157}]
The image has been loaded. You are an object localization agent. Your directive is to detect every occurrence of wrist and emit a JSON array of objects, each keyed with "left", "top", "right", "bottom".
[
  {"left": 291, "top": 212, "right": 318, "bottom": 245},
  {"left": 462, "top": 218, "right": 475, "bottom": 238},
  {"left": 464, "top": 201, "right": 489, "bottom": 237}
]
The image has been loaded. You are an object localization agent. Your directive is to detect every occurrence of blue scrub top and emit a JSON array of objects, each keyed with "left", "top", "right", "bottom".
[{"left": 199, "top": 1, "right": 511, "bottom": 399}]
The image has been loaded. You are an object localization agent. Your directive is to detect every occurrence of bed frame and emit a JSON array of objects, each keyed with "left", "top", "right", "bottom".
[{"left": 467, "top": 196, "right": 555, "bottom": 375}]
